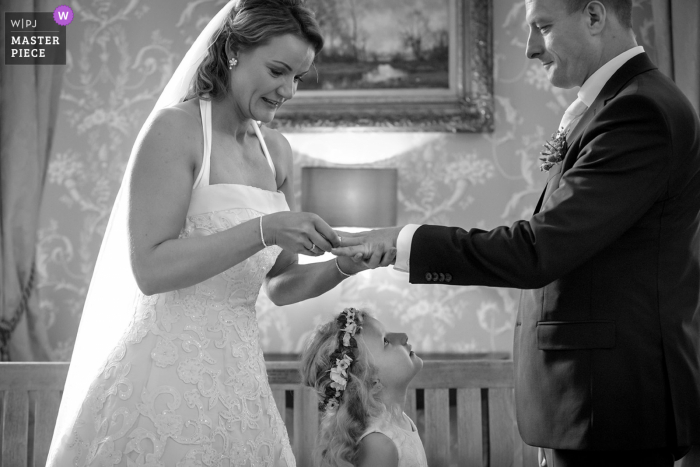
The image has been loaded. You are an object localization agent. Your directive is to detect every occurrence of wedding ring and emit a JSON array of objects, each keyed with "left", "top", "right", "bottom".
[
  {"left": 338, "top": 236, "right": 342, "bottom": 244},
  {"left": 308, "top": 243, "right": 316, "bottom": 252}
]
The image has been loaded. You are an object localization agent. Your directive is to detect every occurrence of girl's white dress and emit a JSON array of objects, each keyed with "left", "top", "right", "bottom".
[
  {"left": 49, "top": 99, "right": 294, "bottom": 467},
  {"left": 359, "top": 412, "right": 428, "bottom": 467}
]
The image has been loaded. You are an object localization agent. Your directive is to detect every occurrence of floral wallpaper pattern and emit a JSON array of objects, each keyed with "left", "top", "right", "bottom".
[{"left": 37, "top": 0, "right": 658, "bottom": 361}]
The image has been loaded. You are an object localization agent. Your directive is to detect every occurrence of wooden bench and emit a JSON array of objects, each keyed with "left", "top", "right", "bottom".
[{"left": 0, "top": 360, "right": 537, "bottom": 466}]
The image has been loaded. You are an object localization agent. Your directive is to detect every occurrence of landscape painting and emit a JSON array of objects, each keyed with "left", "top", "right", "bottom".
[
  {"left": 272, "top": 0, "right": 493, "bottom": 132},
  {"left": 302, "top": 0, "right": 449, "bottom": 91}
]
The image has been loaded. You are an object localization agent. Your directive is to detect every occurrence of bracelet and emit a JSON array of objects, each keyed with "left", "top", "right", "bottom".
[
  {"left": 335, "top": 257, "right": 356, "bottom": 277},
  {"left": 259, "top": 216, "right": 268, "bottom": 248}
]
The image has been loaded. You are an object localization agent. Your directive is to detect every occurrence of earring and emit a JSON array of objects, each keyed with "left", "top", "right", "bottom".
[{"left": 228, "top": 57, "right": 238, "bottom": 69}]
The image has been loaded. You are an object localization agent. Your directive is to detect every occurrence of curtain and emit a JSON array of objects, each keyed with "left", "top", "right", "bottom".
[
  {"left": 0, "top": 0, "right": 64, "bottom": 361},
  {"left": 653, "top": 2, "right": 700, "bottom": 464},
  {"left": 652, "top": 0, "right": 700, "bottom": 114}
]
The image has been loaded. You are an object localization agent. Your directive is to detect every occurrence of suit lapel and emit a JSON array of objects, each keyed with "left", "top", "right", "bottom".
[
  {"left": 533, "top": 53, "right": 658, "bottom": 215},
  {"left": 536, "top": 107, "right": 597, "bottom": 210},
  {"left": 566, "top": 52, "right": 657, "bottom": 154}
]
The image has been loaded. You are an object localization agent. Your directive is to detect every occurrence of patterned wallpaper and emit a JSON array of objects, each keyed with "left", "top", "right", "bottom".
[{"left": 37, "top": 0, "right": 658, "bottom": 360}]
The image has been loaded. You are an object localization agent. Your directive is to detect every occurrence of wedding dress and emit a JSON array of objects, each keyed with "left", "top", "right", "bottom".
[{"left": 48, "top": 99, "right": 295, "bottom": 467}]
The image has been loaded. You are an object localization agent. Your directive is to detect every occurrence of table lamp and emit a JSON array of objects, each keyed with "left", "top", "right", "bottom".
[{"left": 301, "top": 167, "right": 398, "bottom": 228}]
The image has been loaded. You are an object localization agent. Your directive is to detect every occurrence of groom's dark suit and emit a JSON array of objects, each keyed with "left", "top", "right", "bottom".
[{"left": 409, "top": 53, "right": 700, "bottom": 450}]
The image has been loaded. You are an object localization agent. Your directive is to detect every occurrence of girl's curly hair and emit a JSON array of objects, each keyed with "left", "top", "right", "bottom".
[
  {"left": 186, "top": 0, "right": 323, "bottom": 102},
  {"left": 300, "top": 310, "right": 386, "bottom": 467}
]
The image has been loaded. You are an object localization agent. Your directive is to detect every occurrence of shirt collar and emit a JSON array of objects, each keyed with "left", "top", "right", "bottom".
[{"left": 578, "top": 46, "right": 645, "bottom": 107}]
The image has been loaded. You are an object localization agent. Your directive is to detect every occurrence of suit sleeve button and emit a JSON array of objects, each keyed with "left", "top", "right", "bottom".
[
  {"left": 439, "top": 273, "right": 445, "bottom": 282},
  {"left": 445, "top": 273, "right": 452, "bottom": 283},
  {"left": 425, "top": 272, "right": 432, "bottom": 281},
  {"left": 432, "top": 272, "right": 439, "bottom": 282}
]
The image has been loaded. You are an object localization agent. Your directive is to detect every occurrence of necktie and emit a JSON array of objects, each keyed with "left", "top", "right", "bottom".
[{"left": 559, "top": 97, "right": 588, "bottom": 133}]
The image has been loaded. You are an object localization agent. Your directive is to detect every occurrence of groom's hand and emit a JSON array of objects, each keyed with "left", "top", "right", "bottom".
[{"left": 332, "top": 227, "right": 402, "bottom": 269}]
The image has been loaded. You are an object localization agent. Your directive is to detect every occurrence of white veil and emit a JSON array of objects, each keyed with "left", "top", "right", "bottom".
[{"left": 48, "top": 1, "right": 238, "bottom": 459}]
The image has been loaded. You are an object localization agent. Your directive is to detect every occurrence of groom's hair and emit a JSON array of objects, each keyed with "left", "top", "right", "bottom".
[{"left": 564, "top": 0, "right": 633, "bottom": 30}]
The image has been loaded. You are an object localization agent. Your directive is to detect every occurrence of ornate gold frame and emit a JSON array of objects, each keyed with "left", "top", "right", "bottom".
[{"left": 269, "top": 0, "right": 493, "bottom": 133}]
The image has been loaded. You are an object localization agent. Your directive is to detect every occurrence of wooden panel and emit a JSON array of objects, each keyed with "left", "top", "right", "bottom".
[
  {"left": 517, "top": 440, "right": 539, "bottom": 467},
  {"left": 265, "top": 362, "right": 302, "bottom": 385},
  {"left": 293, "top": 387, "right": 318, "bottom": 467},
  {"left": 265, "top": 360, "right": 514, "bottom": 388},
  {"left": 0, "top": 363, "right": 69, "bottom": 391},
  {"left": 31, "top": 390, "right": 61, "bottom": 467},
  {"left": 405, "top": 388, "right": 417, "bottom": 422},
  {"left": 0, "top": 360, "right": 523, "bottom": 467},
  {"left": 424, "top": 388, "right": 450, "bottom": 466},
  {"left": 512, "top": 431, "right": 539, "bottom": 467},
  {"left": 488, "top": 388, "right": 516, "bottom": 467},
  {"left": 2, "top": 390, "right": 29, "bottom": 467},
  {"left": 410, "top": 360, "right": 514, "bottom": 389},
  {"left": 271, "top": 389, "right": 286, "bottom": 424},
  {"left": 457, "top": 388, "right": 483, "bottom": 467}
]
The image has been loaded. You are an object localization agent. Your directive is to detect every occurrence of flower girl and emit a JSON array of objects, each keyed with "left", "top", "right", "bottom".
[{"left": 300, "top": 308, "right": 427, "bottom": 467}]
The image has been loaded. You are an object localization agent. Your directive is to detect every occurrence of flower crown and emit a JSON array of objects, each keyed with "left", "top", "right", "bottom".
[{"left": 320, "top": 307, "right": 363, "bottom": 412}]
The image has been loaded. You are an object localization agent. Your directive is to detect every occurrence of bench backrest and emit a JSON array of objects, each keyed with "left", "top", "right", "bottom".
[{"left": 1, "top": 360, "right": 538, "bottom": 466}]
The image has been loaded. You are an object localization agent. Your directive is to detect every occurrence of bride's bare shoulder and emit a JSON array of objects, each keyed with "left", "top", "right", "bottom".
[
  {"left": 137, "top": 98, "right": 203, "bottom": 164},
  {"left": 259, "top": 126, "right": 292, "bottom": 169},
  {"left": 150, "top": 98, "right": 201, "bottom": 134}
]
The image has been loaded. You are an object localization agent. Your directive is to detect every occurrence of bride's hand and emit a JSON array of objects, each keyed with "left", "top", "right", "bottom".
[{"left": 261, "top": 212, "right": 339, "bottom": 256}]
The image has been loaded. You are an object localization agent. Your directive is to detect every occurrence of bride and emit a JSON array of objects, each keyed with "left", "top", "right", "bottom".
[{"left": 46, "top": 1, "right": 391, "bottom": 465}]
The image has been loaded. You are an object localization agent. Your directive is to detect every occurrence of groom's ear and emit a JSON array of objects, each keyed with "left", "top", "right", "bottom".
[{"left": 584, "top": 1, "right": 607, "bottom": 35}]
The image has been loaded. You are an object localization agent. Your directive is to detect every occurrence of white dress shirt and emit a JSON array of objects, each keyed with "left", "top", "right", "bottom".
[{"left": 394, "top": 46, "right": 645, "bottom": 273}]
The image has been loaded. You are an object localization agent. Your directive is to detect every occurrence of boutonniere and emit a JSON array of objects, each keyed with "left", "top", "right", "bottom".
[{"left": 539, "top": 129, "right": 568, "bottom": 172}]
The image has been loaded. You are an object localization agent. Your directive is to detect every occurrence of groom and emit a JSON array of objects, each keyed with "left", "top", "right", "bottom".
[{"left": 334, "top": 0, "right": 700, "bottom": 465}]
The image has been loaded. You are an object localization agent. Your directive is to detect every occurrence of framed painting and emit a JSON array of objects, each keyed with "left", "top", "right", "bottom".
[{"left": 269, "top": 0, "right": 493, "bottom": 133}]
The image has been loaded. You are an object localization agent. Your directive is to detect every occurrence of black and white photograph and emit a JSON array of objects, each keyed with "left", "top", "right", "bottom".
[{"left": 1, "top": 0, "right": 699, "bottom": 466}]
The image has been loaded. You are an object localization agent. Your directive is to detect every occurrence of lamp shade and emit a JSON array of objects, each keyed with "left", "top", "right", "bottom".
[{"left": 301, "top": 167, "right": 398, "bottom": 228}]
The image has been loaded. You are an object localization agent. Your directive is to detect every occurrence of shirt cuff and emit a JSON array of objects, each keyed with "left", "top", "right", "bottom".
[{"left": 394, "top": 224, "right": 421, "bottom": 273}]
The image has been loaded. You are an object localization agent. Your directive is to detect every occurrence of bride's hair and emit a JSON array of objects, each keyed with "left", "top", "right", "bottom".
[
  {"left": 300, "top": 309, "right": 386, "bottom": 467},
  {"left": 186, "top": 0, "right": 323, "bottom": 101}
]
